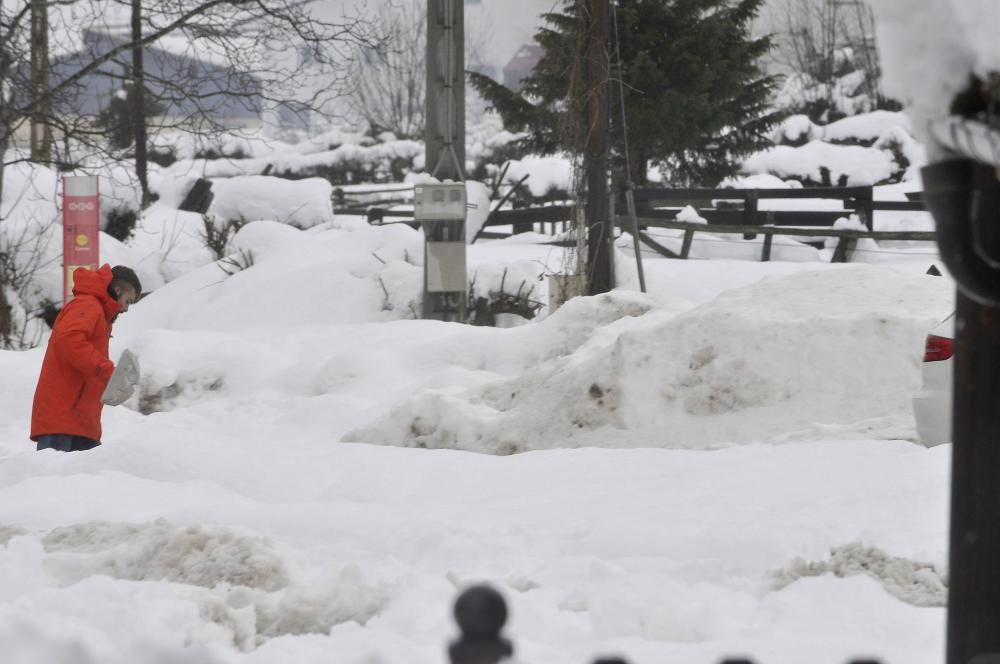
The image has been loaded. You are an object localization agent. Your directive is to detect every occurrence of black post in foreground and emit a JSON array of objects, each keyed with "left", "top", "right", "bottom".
[
  {"left": 449, "top": 585, "right": 513, "bottom": 664},
  {"left": 922, "top": 158, "right": 1000, "bottom": 664}
]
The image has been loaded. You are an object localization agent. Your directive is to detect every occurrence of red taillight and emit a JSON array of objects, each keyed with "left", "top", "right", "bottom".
[{"left": 924, "top": 334, "right": 954, "bottom": 362}]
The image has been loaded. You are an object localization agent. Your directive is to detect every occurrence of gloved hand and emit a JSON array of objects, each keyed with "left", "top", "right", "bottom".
[{"left": 96, "top": 360, "right": 115, "bottom": 382}]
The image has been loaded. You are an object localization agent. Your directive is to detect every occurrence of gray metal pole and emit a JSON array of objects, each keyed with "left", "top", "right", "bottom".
[
  {"left": 426, "top": 0, "right": 465, "bottom": 182},
  {"left": 423, "top": 0, "right": 466, "bottom": 321}
]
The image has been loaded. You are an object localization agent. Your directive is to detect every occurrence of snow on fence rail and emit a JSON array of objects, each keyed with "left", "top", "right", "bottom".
[{"left": 449, "top": 584, "right": 886, "bottom": 664}]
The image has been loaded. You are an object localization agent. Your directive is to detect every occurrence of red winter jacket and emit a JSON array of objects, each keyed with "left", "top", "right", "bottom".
[{"left": 31, "top": 265, "right": 121, "bottom": 442}]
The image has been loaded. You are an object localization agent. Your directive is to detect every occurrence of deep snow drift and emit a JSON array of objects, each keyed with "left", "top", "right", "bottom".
[{"left": 348, "top": 266, "right": 952, "bottom": 453}]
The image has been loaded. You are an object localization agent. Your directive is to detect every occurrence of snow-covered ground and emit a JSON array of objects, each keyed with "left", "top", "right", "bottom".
[{"left": 0, "top": 206, "right": 954, "bottom": 662}]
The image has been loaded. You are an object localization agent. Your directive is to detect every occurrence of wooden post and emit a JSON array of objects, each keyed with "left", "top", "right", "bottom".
[
  {"left": 131, "top": 0, "right": 151, "bottom": 208},
  {"left": 680, "top": 229, "right": 694, "bottom": 259},
  {"left": 856, "top": 185, "right": 874, "bottom": 230},
  {"left": 585, "top": 0, "right": 613, "bottom": 295},
  {"left": 29, "top": 0, "right": 51, "bottom": 163},
  {"left": 743, "top": 190, "right": 758, "bottom": 240},
  {"left": 761, "top": 232, "right": 773, "bottom": 262}
]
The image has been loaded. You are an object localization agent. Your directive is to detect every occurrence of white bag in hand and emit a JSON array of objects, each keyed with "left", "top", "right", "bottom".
[{"left": 102, "top": 349, "right": 140, "bottom": 406}]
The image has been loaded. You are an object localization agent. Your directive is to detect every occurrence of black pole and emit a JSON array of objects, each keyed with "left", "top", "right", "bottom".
[{"left": 922, "top": 158, "right": 1000, "bottom": 664}]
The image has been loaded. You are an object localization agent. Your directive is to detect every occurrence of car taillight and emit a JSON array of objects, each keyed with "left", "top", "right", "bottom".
[{"left": 924, "top": 334, "right": 954, "bottom": 362}]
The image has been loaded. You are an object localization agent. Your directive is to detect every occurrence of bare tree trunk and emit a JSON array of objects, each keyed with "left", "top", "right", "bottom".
[
  {"left": 132, "top": 0, "right": 151, "bottom": 208},
  {"left": 30, "top": 0, "right": 52, "bottom": 163},
  {"left": 0, "top": 117, "right": 9, "bottom": 342}
]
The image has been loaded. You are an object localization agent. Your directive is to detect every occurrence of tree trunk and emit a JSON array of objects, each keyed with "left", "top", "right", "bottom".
[
  {"left": 585, "top": 0, "right": 612, "bottom": 295},
  {"left": 30, "top": 0, "right": 52, "bottom": 163},
  {"left": 628, "top": 146, "right": 647, "bottom": 186},
  {"left": 0, "top": 124, "right": 9, "bottom": 345},
  {"left": 131, "top": 0, "right": 151, "bottom": 208}
]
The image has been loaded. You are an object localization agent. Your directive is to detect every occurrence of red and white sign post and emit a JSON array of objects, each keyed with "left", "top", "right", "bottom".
[{"left": 61, "top": 175, "right": 100, "bottom": 304}]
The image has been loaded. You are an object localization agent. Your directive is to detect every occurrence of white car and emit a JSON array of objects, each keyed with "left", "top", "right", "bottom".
[{"left": 913, "top": 314, "right": 955, "bottom": 446}]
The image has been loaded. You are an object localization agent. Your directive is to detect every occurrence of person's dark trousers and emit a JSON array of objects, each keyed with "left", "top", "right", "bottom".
[{"left": 35, "top": 434, "right": 101, "bottom": 452}]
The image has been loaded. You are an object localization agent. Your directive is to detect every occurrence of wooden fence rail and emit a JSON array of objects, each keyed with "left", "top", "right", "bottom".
[
  {"left": 361, "top": 186, "right": 932, "bottom": 257},
  {"left": 623, "top": 216, "right": 936, "bottom": 263}
]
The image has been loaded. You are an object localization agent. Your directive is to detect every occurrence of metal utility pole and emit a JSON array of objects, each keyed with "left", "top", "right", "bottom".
[
  {"left": 30, "top": 0, "right": 52, "bottom": 163},
  {"left": 922, "top": 157, "right": 1000, "bottom": 664},
  {"left": 426, "top": 0, "right": 465, "bottom": 182},
  {"left": 423, "top": 0, "right": 467, "bottom": 321},
  {"left": 131, "top": 0, "right": 151, "bottom": 208},
  {"left": 584, "top": 0, "right": 613, "bottom": 295}
]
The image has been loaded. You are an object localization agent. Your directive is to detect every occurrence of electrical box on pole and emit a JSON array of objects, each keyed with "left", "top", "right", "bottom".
[{"left": 415, "top": 183, "right": 467, "bottom": 321}]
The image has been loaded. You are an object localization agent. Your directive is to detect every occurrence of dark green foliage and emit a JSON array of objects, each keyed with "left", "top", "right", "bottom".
[
  {"left": 104, "top": 206, "right": 138, "bottom": 242},
  {"left": 193, "top": 146, "right": 250, "bottom": 160},
  {"left": 470, "top": 0, "right": 783, "bottom": 186}
]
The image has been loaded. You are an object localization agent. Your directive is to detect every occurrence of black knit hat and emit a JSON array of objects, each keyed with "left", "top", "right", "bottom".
[{"left": 111, "top": 265, "right": 142, "bottom": 297}]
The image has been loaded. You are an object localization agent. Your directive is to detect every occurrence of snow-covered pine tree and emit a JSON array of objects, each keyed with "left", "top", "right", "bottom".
[{"left": 469, "top": 0, "right": 783, "bottom": 186}]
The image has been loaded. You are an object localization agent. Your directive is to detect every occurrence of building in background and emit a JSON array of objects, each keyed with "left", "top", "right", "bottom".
[{"left": 502, "top": 44, "right": 544, "bottom": 91}]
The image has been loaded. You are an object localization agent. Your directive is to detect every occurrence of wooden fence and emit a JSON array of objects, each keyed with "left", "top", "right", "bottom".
[{"left": 357, "top": 185, "right": 935, "bottom": 262}]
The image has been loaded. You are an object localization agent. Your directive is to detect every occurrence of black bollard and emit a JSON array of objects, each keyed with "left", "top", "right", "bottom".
[
  {"left": 923, "top": 157, "right": 1000, "bottom": 664},
  {"left": 449, "top": 585, "right": 514, "bottom": 664}
]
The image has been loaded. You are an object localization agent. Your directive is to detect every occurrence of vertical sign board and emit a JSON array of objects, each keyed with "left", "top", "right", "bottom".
[{"left": 62, "top": 176, "right": 100, "bottom": 304}]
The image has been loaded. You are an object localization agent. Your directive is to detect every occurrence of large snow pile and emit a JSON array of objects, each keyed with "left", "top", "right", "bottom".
[
  {"left": 347, "top": 266, "right": 953, "bottom": 453},
  {"left": 745, "top": 110, "right": 924, "bottom": 185},
  {"left": 206, "top": 176, "right": 334, "bottom": 229}
]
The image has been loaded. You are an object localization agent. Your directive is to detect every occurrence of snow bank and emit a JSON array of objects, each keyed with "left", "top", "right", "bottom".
[
  {"left": 742, "top": 140, "right": 899, "bottom": 186},
  {"left": 207, "top": 176, "right": 334, "bottom": 229},
  {"left": 128, "top": 204, "right": 215, "bottom": 285},
  {"left": 504, "top": 156, "right": 573, "bottom": 197},
  {"left": 772, "top": 542, "right": 946, "bottom": 608},
  {"left": 116, "top": 220, "right": 424, "bottom": 335},
  {"left": 42, "top": 519, "right": 290, "bottom": 591},
  {"left": 347, "top": 266, "right": 953, "bottom": 453},
  {"left": 822, "top": 111, "right": 912, "bottom": 144}
]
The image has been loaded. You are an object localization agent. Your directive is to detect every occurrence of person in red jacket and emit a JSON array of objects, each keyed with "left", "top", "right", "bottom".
[{"left": 31, "top": 264, "right": 142, "bottom": 452}]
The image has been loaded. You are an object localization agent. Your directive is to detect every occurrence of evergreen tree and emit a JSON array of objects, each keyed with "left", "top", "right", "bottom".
[{"left": 470, "top": 0, "right": 783, "bottom": 186}]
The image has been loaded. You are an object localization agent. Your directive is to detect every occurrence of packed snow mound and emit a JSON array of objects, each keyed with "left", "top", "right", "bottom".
[
  {"left": 742, "top": 140, "right": 900, "bottom": 186},
  {"left": 0, "top": 521, "right": 388, "bottom": 656},
  {"left": 504, "top": 155, "right": 572, "bottom": 197},
  {"left": 346, "top": 266, "right": 954, "bottom": 453},
  {"left": 207, "top": 176, "right": 334, "bottom": 229},
  {"left": 114, "top": 290, "right": 653, "bottom": 417},
  {"left": 772, "top": 542, "right": 947, "bottom": 608},
  {"left": 772, "top": 112, "right": 913, "bottom": 146},
  {"left": 42, "top": 519, "right": 290, "bottom": 591},
  {"left": 114, "top": 220, "right": 425, "bottom": 335}
]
